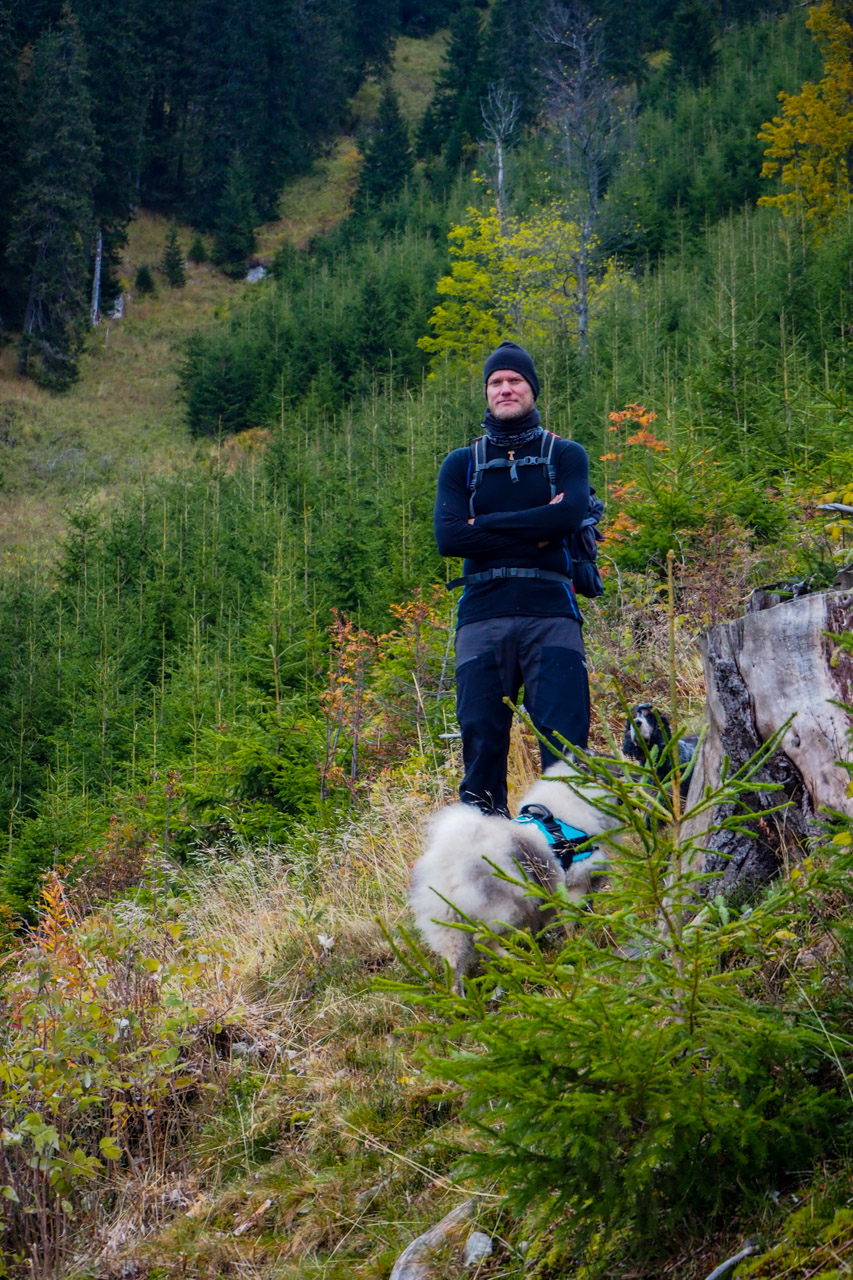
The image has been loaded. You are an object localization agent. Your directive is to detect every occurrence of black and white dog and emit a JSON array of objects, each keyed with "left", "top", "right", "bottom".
[
  {"left": 621, "top": 704, "right": 699, "bottom": 800},
  {"left": 410, "top": 763, "right": 618, "bottom": 994}
]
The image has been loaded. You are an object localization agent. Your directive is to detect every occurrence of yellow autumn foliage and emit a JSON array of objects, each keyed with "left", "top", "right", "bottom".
[
  {"left": 758, "top": 1, "right": 853, "bottom": 236},
  {"left": 418, "top": 206, "right": 635, "bottom": 372}
]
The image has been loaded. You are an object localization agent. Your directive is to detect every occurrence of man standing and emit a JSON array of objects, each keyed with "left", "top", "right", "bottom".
[{"left": 434, "top": 340, "right": 591, "bottom": 815}]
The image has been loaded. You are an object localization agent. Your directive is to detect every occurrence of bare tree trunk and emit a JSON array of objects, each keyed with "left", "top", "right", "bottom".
[
  {"left": 574, "top": 227, "right": 592, "bottom": 359},
  {"left": 684, "top": 590, "right": 853, "bottom": 895},
  {"left": 480, "top": 82, "right": 520, "bottom": 233},
  {"left": 90, "top": 226, "right": 102, "bottom": 326},
  {"left": 540, "top": 2, "right": 635, "bottom": 358}
]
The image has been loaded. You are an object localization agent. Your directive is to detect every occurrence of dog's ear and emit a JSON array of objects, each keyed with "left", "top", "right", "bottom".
[{"left": 652, "top": 708, "right": 672, "bottom": 741}]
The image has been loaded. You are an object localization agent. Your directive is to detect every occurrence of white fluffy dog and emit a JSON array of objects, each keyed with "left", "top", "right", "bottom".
[{"left": 410, "top": 764, "right": 618, "bottom": 992}]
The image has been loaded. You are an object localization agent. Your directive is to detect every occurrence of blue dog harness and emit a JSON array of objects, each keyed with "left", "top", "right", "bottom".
[{"left": 513, "top": 803, "right": 600, "bottom": 867}]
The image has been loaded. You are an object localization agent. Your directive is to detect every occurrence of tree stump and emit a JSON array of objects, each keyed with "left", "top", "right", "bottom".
[{"left": 683, "top": 589, "right": 853, "bottom": 895}]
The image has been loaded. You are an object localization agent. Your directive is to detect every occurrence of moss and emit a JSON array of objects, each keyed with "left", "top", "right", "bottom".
[{"left": 742, "top": 1200, "right": 853, "bottom": 1278}]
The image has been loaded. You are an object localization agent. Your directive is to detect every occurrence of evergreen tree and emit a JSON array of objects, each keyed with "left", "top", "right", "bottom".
[
  {"left": 481, "top": 0, "right": 548, "bottom": 127},
  {"left": 161, "top": 223, "right": 186, "bottom": 287},
  {"left": 134, "top": 263, "right": 156, "bottom": 294},
  {"left": 349, "top": 271, "right": 397, "bottom": 382},
  {"left": 11, "top": 8, "right": 98, "bottom": 387},
  {"left": 3, "top": 0, "right": 424, "bottom": 240},
  {"left": 417, "top": 0, "right": 486, "bottom": 166},
  {"left": 210, "top": 150, "right": 257, "bottom": 275},
  {"left": 667, "top": 0, "right": 718, "bottom": 83},
  {"left": 348, "top": 0, "right": 398, "bottom": 74},
  {"left": 586, "top": 0, "right": 656, "bottom": 78},
  {"left": 399, "top": 0, "right": 458, "bottom": 36},
  {"left": 353, "top": 84, "right": 413, "bottom": 212},
  {"left": 0, "top": 1, "right": 25, "bottom": 332},
  {"left": 76, "top": 0, "right": 148, "bottom": 310},
  {"left": 188, "top": 231, "right": 207, "bottom": 263},
  {"left": 9, "top": 0, "right": 62, "bottom": 47},
  {"left": 182, "top": 0, "right": 250, "bottom": 227},
  {"left": 183, "top": 0, "right": 355, "bottom": 229},
  {"left": 138, "top": 0, "right": 194, "bottom": 209},
  {"left": 718, "top": 0, "right": 775, "bottom": 20},
  {"left": 285, "top": 0, "right": 354, "bottom": 177}
]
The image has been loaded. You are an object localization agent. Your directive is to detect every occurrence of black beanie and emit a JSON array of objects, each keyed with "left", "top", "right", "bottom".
[{"left": 483, "top": 340, "right": 540, "bottom": 400}]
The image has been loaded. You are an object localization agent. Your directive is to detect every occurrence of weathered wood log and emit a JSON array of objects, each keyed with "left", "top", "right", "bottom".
[
  {"left": 389, "top": 1199, "right": 476, "bottom": 1280},
  {"left": 684, "top": 589, "right": 853, "bottom": 895}
]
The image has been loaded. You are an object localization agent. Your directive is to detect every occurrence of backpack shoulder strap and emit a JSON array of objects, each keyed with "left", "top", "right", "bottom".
[
  {"left": 468, "top": 430, "right": 556, "bottom": 515},
  {"left": 542, "top": 430, "right": 558, "bottom": 500},
  {"left": 468, "top": 435, "right": 487, "bottom": 519}
]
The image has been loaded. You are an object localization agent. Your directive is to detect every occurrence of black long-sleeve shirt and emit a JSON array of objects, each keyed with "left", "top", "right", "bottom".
[{"left": 434, "top": 430, "right": 590, "bottom": 626}]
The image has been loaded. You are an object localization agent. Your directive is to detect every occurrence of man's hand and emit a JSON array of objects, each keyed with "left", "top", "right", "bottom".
[{"left": 539, "top": 493, "right": 564, "bottom": 543}]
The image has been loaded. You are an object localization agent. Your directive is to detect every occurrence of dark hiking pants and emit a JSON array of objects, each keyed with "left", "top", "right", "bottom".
[{"left": 454, "top": 614, "right": 590, "bottom": 815}]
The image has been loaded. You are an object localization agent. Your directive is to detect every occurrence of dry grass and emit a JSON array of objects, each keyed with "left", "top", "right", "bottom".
[
  {"left": 392, "top": 31, "right": 449, "bottom": 128},
  {"left": 0, "top": 147, "right": 356, "bottom": 556},
  {"left": 0, "top": 211, "right": 247, "bottom": 558},
  {"left": 86, "top": 760, "right": 497, "bottom": 1280},
  {"left": 66, "top": 648, "right": 707, "bottom": 1280},
  {"left": 183, "top": 762, "right": 455, "bottom": 991},
  {"left": 0, "top": 188, "right": 335, "bottom": 559},
  {"left": 256, "top": 139, "right": 363, "bottom": 256},
  {"left": 90, "top": 660, "right": 707, "bottom": 1280}
]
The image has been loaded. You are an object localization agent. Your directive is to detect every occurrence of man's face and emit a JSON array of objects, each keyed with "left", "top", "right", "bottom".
[{"left": 486, "top": 369, "right": 536, "bottom": 421}]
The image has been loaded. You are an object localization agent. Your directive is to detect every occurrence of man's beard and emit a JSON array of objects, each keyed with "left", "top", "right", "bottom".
[{"left": 492, "top": 403, "right": 528, "bottom": 421}]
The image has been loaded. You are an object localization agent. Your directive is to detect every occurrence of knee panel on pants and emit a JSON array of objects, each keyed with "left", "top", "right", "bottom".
[
  {"left": 524, "top": 644, "right": 590, "bottom": 756},
  {"left": 455, "top": 649, "right": 516, "bottom": 811},
  {"left": 456, "top": 650, "right": 515, "bottom": 739}
]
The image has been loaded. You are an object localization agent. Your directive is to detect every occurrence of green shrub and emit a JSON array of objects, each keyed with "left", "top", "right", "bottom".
[
  {"left": 161, "top": 224, "right": 186, "bottom": 288},
  {"left": 188, "top": 231, "right": 207, "bottom": 264},
  {"left": 0, "top": 872, "right": 233, "bottom": 1276},
  {"left": 134, "top": 262, "right": 156, "bottom": 294}
]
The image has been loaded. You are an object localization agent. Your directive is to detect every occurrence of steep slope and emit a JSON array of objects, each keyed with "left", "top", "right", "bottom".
[{"left": 0, "top": 32, "right": 447, "bottom": 561}]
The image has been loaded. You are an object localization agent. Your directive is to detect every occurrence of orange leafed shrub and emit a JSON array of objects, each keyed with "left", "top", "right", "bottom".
[
  {"left": 1, "top": 872, "right": 233, "bottom": 1279},
  {"left": 608, "top": 403, "right": 658, "bottom": 431},
  {"left": 625, "top": 428, "right": 667, "bottom": 452}
]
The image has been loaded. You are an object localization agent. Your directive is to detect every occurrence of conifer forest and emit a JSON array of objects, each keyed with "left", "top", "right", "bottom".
[{"left": 3, "top": 0, "right": 853, "bottom": 1276}]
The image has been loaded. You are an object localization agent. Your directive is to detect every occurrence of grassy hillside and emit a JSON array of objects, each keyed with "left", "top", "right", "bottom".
[
  {"left": 0, "top": 215, "right": 230, "bottom": 559},
  {"left": 0, "top": 30, "right": 449, "bottom": 562}
]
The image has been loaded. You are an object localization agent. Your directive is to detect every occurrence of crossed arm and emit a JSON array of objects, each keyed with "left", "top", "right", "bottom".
[{"left": 433, "top": 440, "right": 590, "bottom": 559}]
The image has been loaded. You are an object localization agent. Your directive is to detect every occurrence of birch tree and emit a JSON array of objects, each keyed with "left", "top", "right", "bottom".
[
  {"left": 540, "top": 1, "right": 635, "bottom": 358},
  {"left": 479, "top": 81, "right": 521, "bottom": 231}
]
